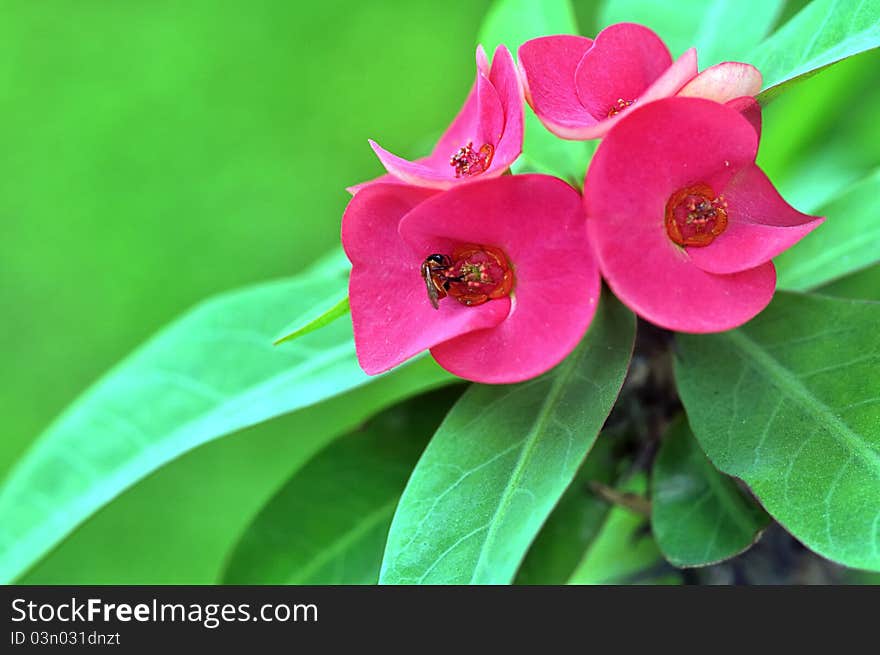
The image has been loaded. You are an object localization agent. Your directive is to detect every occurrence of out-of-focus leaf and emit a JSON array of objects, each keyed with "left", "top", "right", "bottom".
[
  {"left": 479, "top": 0, "right": 593, "bottom": 185},
  {"left": 752, "top": 0, "right": 880, "bottom": 101},
  {"left": 514, "top": 434, "right": 617, "bottom": 584},
  {"left": 19, "top": 362, "right": 454, "bottom": 585},
  {"left": 479, "top": 0, "right": 578, "bottom": 55},
  {"left": 0, "top": 251, "right": 453, "bottom": 583},
  {"left": 758, "top": 48, "right": 880, "bottom": 206},
  {"left": 568, "top": 474, "right": 680, "bottom": 585},
  {"left": 775, "top": 168, "right": 880, "bottom": 291},
  {"left": 222, "top": 389, "right": 459, "bottom": 584},
  {"left": 652, "top": 416, "right": 769, "bottom": 567},
  {"left": 379, "top": 291, "right": 635, "bottom": 584},
  {"left": 676, "top": 292, "right": 880, "bottom": 571},
  {"left": 598, "top": 0, "right": 784, "bottom": 66},
  {"left": 817, "top": 263, "right": 880, "bottom": 302}
]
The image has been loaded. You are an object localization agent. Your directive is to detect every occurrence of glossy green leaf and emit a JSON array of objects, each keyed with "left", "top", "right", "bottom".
[
  {"left": 818, "top": 263, "right": 880, "bottom": 302},
  {"left": 598, "top": 0, "right": 784, "bottom": 66},
  {"left": 568, "top": 474, "right": 680, "bottom": 585},
  {"left": 514, "top": 434, "right": 617, "bottom": 584},
  {"left": 379, "top": 291, "right": 636, "bottom": 584},
  {"left": 775, "top": 168, "right": 880, "bottom": 291},
  {"left": 676, "top": 291, "right": 880, "bottom": 571},
  {"left": 753, "top": 0, "right": 880, "bottom": 101},
  {"left": 222, "top": 389, "right": 458, "bottom": 584},
  {"left": 0, "top": 252, "right": 453, "bottom": 583},
  {"left": 479, "top": 0, "right": 593, "bottom": 185},
  {"left": 274, "top": 295, "right": 349, "bottom": 345},
  {"left": 652, "top": 416, "right": 769, "bottom": 567}
]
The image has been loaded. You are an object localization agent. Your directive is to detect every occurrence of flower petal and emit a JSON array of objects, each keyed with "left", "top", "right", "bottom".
[
  {"left": 346, "top": 171, "right": 397, "bottom": 195},
  {"left": 636, "top": 47, "right": 699, "bottom": 103},
  {"left": 487, "top": 45, "right": 525, "bottom": 173},
  {"left": 368, "top": 140, "right": 457, "bottom": 189},
  {"left": 399, "top": 175, "right": 600, "bottom": 383},
  {"left": 687, "top": 164, "right": 825, "bottom": 275},
  {"left": 518, "top": 35, "right": 595, "bottom": 136},
  {"left": 369, "top": 46, "right": 510, "bottom": 189},
  {"left": 574, "top": 23, "right": 673, "bottom": 120},
  {"left": 582, "top": 97, "right": 758, "bottom": 222},
  {"left": 726, "top": 96, "right": 762, "bottom": 138},
  {"left": 474, "top": 70, "right": 506, "bottom": 156},
  {"left": 342, "top": 183, "right": 508, "bottom": 375},
  {"left": 677, "top": 62, "right": 762, "bottom": 104},
  {"left": 584, "top": 97, "right": 775, "bottom": 332}
]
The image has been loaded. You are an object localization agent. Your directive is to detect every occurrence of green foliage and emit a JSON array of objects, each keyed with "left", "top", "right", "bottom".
[
  {"left": 599, "top": 0, "right": 785, "bottom": 66},
  {"left": 4, "top": 0, "right": 880, "bottom": 586},
  {"left": 568, "top": 474, "right": 680, "bottom": 585},
  {"left": 19, "top": 369, "right": 453, "bottom": 585},
  {"left": 753, "top": 0, "right": 880, "bottom": 100},
  {"left": 775, "top": 168, "right": 880, "bottom": 290},
  {"left": 676, "top": 292, "right": 880, "bottom": 571},
  {"left": 514, "top": 434, "right": 617, "bottom": 584},
  {"left": 652, "top": 416, "right": 769, "bottom": 567},
  {"left": 818, "top": 263, "right": 880, "bottom": 302},
  {"left": 379, "top": 292, "right": 635, "bottom": 584},
  {"left": 223, "top": 389, "right": 460, "bottom": 584},
  {"left": 0, "top": 255, "right": 452, "bottom": 583}
]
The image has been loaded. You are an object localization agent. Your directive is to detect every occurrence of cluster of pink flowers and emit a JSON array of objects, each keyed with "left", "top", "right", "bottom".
[{"left": 342, "top": 23, "right": 823, "bottom": 384}]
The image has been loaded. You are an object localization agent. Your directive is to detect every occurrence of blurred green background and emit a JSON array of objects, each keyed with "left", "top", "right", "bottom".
[
  {"left": 1, "top": 0, "right": 877, "bottom": 583},
  {"left": 0, "top": 0, "right": 490, "bottom": 583}
]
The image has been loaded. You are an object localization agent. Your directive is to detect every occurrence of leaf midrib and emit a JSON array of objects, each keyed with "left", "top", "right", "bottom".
[
  {"left": 725, "top": 329, "right": 880, "bottom": 477},
  {"left": 467, "top": 344, "right": 586, "bottom": 584},
  {"left": 286, "top": 497, "right": 400, "bottom": 585}
]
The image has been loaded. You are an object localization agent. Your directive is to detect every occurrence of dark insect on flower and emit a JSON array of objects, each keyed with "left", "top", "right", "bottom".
[{"left": 420, "top": 254, "right": 454, "bottom": 310}]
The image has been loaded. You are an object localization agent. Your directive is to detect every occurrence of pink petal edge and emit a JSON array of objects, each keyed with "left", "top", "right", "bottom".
[
  {"left": 518, "top": 35, "right": 595, "bottom": 136},
  {"left": 687, "top": 164, "right": 825, "bottom": 275},
  {"left": 677, "top": 61, "right": 762, "bottom": 104}
]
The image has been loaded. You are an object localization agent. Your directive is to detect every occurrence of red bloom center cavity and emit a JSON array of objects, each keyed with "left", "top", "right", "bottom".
[
  {"left": 422, "top": 244, "right": 514, "bottom": 309},
  {"left": 665, "top": 183, "right": 728, "bottom": 247},
  {"left": 607, "top": 98, "right": 635, "bottom": 118},
  {"left": 450, "top": 142, "right": 494, "bottom": 178}
]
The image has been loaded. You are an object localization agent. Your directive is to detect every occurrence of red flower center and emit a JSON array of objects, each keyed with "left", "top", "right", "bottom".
[
  {"left": 450, "top": 142, "right": 494, "bottom": 178},
  {"left": 607, "top": 98, "right": 635, "bottom": 118},
  {"left": 665, "top": 183, "right": 728, "bottom": 247},
  {"left": 422, "top": 244, "right": 514, "bottom": 308}
]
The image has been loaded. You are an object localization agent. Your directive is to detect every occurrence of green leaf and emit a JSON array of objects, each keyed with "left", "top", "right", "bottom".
[
  {"left": 598, "top": 0, "right": 784, "bottom": 66},
  {"left": 222, "top": 389, "right": 458, "bottom": 584},
  {"left": 379, "top": 290, "right": 636, "bottom": 584},
  {"left": 568, "top": 474, "right": 680, "bottom": 585},
  {"left": 274, "top": 295, "right": 349, "bottom": 345},
  {"left": 675, "top": 291, "right": 880, "bottom": 571},
  {"left": 0, "top": 251, "right": 453, "bottom": 583},
  {"left": 479, "top": 0, "right": 593, "bottom": 185},
  {"left": 514, "top": 433, "right": 617, "bottom": 584},
  {"left": 775, "top": 168, "right": 880, "bottom": 291},
  {"left": 818, "top": 263, "right": 880, "bottom": 302},
  {"left": 753, "top": 0, "right": 880, "bottom": 101},
  {"left": 652, "top": 416, "right": 769, "bottom": 567},
  {"left": 479, "top": 0, "right": 578, "bottom": 54}
]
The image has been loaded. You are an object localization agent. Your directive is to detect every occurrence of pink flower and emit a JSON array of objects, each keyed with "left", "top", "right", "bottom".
[
  {"left": 342, "top": 174, "right": 599, "bottom": 383},
  {"left": 519, "top": 22, "right": 762, "bottom": 140},
  {"left": 350, "top": 45, "right": 523, "bottom": 193},
  {"left": 583, "top": 97, "right": 824, "bottom": 333}
]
